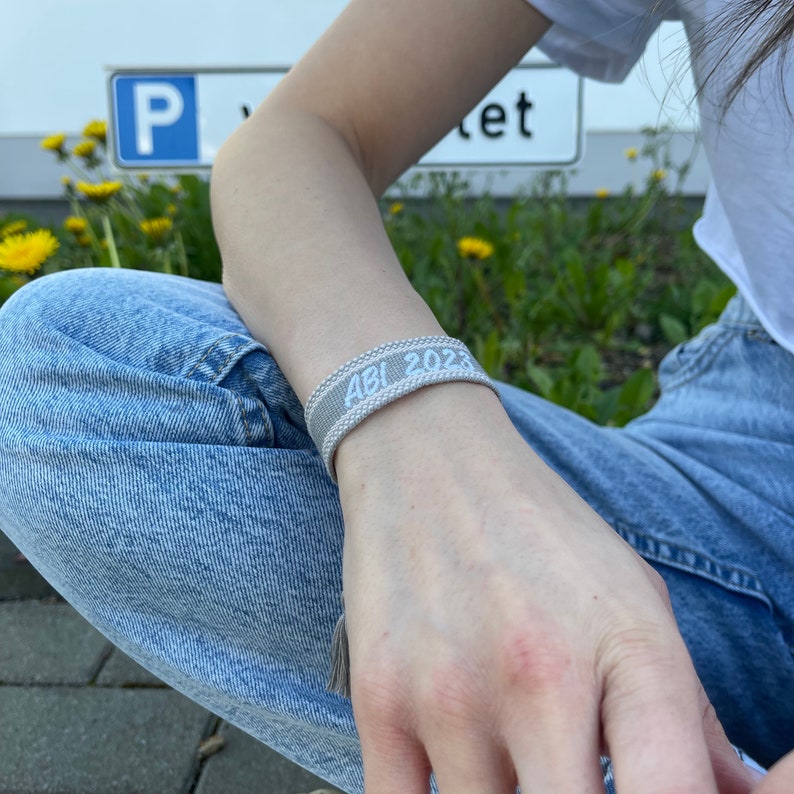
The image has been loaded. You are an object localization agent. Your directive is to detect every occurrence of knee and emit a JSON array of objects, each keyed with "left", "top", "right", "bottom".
[
  {"left": 1, "top": 273, "right": 79, "bottom": 384},
  {"left": 0, "top": 269, "right": 188, "bottom": 376},
  {"left": 0, "top": 270, "right": 132, "bottom": 411},
  {"left": 0, "top": 269, "right": 123, "bottom": 340}
]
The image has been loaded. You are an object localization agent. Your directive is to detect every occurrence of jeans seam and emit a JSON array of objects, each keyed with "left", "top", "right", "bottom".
[
  {"left": 613, "top": 521, "right": 772, "bottom": 610},
  {"left": 256, "top": 401, "right": 270, "bottom": 442},
  {"left": 232, "top": 391, "right": 253, "bottom": 446},
  {"left": 243, "top": 369, "right": 276, "bottom": 448},
  {"left": 184, "top": 333, "right": 239, "bottom": 380},
  {"left": 662, "top": 328, "right": 738, "bottom": 392},
  {"left": 210, "top": 342, "right": 253, "bottom": 384}
]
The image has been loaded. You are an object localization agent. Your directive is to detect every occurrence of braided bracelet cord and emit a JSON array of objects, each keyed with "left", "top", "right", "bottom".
[{"left": 304, "top": 336, "right": 499, "bottom": 481}]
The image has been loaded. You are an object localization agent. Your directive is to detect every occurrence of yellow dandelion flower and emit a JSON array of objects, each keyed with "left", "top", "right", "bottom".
[
  {"left": 140, "top": 216, "right": 173, "bottom": 242},
  {"left": 389, "top": 201, "right": 404, "bottom": 216},
  {"left": 76, "top": 234, "right": 92, "bottom": 248},
  {"left": 61, "top": 176, "right": 73, "bottom": 187},
  {"left": 64, "top": 216, "right": 88, "bottom": 235},
  {"left": 82, "top": 120, "right": 107, "bottom": 142},
  {"left": 652, "top": 168, "right": 667, "bottom": 181},
  {"left": 166, "top": 204, "right": 178, "bottom": 216},
  {"left": 1, "top": 220, "right": 28, "bottom": 238},
  {"left": 41, "top": 133, "right": 67, "bottom": 154},
  {"left": 72, "top": 140, "right": 97, "bottom": 159},
  {"left": 76, "top": 180, "right": 123, "bottom": 203},
  {"left": 457, "top": 236, "right": 494, "bottom": 260},
  {"left": 625, "top": 147, "right": 639, "bottom": 161},
  {"left": 595, "top": 188, "right": 610, "bottom": 199},
  {"left": 0, "top": 229, "right": 60, "bottom": 275}
]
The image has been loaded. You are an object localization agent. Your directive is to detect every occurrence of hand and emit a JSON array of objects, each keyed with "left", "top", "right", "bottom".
[
  {"left": 753, "top": 750, "right": 794, "bottom": 793},
  {"left": 335, "top": 383, "right": 759, "bottom": 793}
]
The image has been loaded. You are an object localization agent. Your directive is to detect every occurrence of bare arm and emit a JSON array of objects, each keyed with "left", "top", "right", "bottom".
[
  {"left": 211, "top": 0, "right": 550, "bottom": 401},
  {"left": 210, "top": 1, "right": 760, "bottom": 791}
]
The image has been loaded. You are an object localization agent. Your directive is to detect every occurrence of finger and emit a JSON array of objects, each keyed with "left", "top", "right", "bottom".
[
  {"left": 414, "top": 666, "right": 516, "bottom": 794},
  {"left": 754, "top": 749, "right": 794, "bottom": 794},
  {"left": 353, "top": 672, "right": 431, "bottom": 794},
  {"left": 601, "top": 643, "right": 720, "bottom": 793},
  {"left": 506, "top": 686, "right": 605, "bottom": 794},
  {"left": 698, "top": 684, "right": 757, "bottom": 794},
  {"left": 359, "top": 721, "right": 431, "bottom": 794},
  {"left": 424, "top": 731, "right": 515, "bottom": 794}
]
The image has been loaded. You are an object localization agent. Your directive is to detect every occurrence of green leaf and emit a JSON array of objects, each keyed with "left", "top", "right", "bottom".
[
  {"left": 572, "top": 344, "right": 602, "bottom": 382},
  {"left": 594, "top": 387, "right": 621, "bottom": 426},
  {"left": 617, "top": 368, "right": 655, "bottom": 412},
  {"left": 0, "top": 275, "right": 24, "bottom": 304},
  {"left": 659, "top": 313, "right": 689, "bottom": 345},
  {"left": 709, "top": 284, "right": 737, "bottom": 317},
  {"left": 473, "top": 328, "right": 502, "bottom": 376},
  {"left": 691, "top": 278, "right": 717, "bottom": 317},
  {"left": 526, "top": 364, "right": 554, "bottom": 398}
]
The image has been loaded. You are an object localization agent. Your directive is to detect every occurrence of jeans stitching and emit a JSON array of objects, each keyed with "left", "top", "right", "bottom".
[
  {"left": 613, "top": 521, "right": 772, "bottom": 610},
  {"left": 187, "top": 336, "right": 274, "bottom": 446},
  {"left": 233, "top": 391, "right": 253, "bottom": 446},
  {"left": 184, "top": 333, "right": 240, "bottom": 380},
  {"left": 210, "top": 342, "right": 253, "bottom": 385},
  {"left": 661, "top": 328, "right": 739, "bottom": 392},
  {"left": 256, "top": 401, "right": 270, "bottom": 443},
  {"left": 242, "top": 368, "right": 276, "bottom": 448}
]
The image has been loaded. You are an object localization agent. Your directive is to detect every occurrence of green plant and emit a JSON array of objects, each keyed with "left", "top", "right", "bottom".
[
  {"left": 1, "top": 122, "right": 733, "bottom": 427},
  {"left": 5, "top": 122, "right": 224, "bottom": 294},
  {"left": 382, "top": 126, "right": 733, "bottom": 425}
]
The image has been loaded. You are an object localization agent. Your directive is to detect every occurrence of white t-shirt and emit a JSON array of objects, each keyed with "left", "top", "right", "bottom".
[{"left": 525, "top": 0, "right": 794, "bottom": 353}]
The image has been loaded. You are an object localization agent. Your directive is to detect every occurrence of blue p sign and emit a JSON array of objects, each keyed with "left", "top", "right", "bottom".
[{"left": 112, "top": 74, "right": 199, "bottom": 166}]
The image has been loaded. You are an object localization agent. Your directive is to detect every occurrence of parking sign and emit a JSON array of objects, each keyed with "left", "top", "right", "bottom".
[
  {"left": 111, "top": 74, "right": 199, "bottom": 166},
  {"left": 109, "top": 66, "right": 582, "bottom": 171}
]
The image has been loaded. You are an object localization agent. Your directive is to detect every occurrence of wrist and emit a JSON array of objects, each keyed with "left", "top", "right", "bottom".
[
  {"left": 333, "top": 379, "right": 510, "bottom": 484},
  {"left": 305, "top": 336, "right": 500, "bottom": 480}
]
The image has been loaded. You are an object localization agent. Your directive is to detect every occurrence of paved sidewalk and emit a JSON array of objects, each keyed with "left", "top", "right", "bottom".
[{"left": 0, "top": 530, "right": 344, "bottom": 794}]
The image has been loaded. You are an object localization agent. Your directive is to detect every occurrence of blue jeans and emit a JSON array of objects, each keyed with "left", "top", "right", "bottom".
[{"left": 0, "top": 268, "right": 791, "bottom": 792}]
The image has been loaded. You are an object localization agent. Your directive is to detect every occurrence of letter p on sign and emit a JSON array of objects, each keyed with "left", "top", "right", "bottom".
[
  {"left": 134, "top": 82, "right": 184, "bottom": 155},
  {"left": 111, "top": 74, "right": 199, "bottom": 166}
]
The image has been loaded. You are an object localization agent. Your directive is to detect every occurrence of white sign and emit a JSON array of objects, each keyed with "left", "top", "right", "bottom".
[
  {"left": 109, "top": 65, "right": 582, "bottom": 170},
  {"left": 423, "top": 65, "right": 582, "bottom": 167}
]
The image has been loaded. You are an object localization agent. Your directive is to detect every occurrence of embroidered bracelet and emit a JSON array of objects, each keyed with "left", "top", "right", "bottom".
[{"left": 305, "top": 336, "right": 499, "bottom": 480}]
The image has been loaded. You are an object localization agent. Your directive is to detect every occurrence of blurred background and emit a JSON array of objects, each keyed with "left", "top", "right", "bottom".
[{"left": 1, "top": 0, "right": 708, "bottom": 215}]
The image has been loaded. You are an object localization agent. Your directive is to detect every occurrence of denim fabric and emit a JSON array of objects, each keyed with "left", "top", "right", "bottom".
[{"left": 0, "top": 268, "right": 791, "bottom": 792}]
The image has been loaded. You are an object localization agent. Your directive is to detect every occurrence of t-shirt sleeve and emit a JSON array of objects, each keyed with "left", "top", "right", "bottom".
[{"left": 526, "top": 0, "right": 680, "bottom": 82}]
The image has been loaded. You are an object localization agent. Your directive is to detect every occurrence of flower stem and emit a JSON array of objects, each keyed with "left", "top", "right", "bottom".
[
  {"left": 101, "top": 213, "right": 121, "bottom": 268},
  {"left": 175, "top": 231, "right": 189, "bottom": 277}
]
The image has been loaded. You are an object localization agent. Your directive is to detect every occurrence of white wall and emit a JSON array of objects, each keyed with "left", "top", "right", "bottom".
[{"left": 0, "top": 1, "right": 707, "bottom": 197}]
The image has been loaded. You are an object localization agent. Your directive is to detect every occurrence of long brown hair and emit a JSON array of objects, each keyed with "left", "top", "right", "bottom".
[
  {"left": 715, "top": 1, "right": 793, "bottom": 115},
  {"left": 653, "top": 0, "right": 794, "bottom": 119}
]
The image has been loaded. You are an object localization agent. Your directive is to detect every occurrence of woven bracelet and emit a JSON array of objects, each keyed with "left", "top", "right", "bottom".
[{"left": 304, "top": 336, "right": 499, "bottom": 481}]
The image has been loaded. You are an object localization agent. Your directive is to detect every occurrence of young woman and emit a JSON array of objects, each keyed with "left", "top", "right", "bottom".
[{"left": 0, "top": 0, "right": 792, "bottom": 791}]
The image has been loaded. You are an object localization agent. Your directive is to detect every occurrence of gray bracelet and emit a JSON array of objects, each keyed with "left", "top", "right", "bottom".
[{"left": 304, "top": 336, "right": 499, "bottom": 481}]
